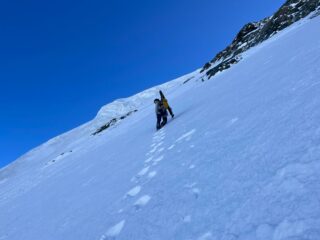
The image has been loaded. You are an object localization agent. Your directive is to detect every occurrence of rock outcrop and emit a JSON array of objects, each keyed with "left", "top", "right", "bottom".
[{"left": 201, "top": 0, "right": 320, "bottom": 79}]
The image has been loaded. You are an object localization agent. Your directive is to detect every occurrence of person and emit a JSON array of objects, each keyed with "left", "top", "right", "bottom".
[
  {"left": 159, "top": 90, "right": 174, "bottom": 118},
  {"left": 154, "top": 98, "right": 168, "bottom": 130}
]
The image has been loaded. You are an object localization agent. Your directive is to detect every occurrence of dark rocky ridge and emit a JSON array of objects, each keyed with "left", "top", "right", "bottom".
[{"left": 201, "top": 0, "right": 320, "bottom": 79}]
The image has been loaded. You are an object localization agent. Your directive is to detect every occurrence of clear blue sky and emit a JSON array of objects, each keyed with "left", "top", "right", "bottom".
[{"left": 0, "top": 0, "right": 284, "bottom": 168}]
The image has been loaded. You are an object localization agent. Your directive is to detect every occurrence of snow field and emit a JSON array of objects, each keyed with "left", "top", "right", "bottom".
[{"left": 0, "top": 13, "right": 320, "bottom": 240}]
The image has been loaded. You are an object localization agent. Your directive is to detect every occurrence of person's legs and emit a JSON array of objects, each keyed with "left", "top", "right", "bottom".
[
  {"left": 156, "top": 114, "right": 162, "bottom": 130},
  {"left": 161, "top": 116, "right": 167, "bottom": 127}
]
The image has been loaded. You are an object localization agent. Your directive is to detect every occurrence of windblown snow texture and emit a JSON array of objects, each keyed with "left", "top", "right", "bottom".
[{"left": 1, "top": 6, "right": 320, "bottom": 240}]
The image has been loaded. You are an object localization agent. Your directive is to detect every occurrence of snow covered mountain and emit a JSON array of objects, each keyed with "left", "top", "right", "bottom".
[
  {"left": 201, "top": 0, "right": 320, "bottom": 79},
  {"left": 1, "top": 2, "right": 320, "bottom": 240}
]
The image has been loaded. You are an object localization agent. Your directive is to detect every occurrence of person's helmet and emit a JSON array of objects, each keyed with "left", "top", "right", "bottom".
[{"left": 154, "top": 98, "right": 160, "bottom": 103}]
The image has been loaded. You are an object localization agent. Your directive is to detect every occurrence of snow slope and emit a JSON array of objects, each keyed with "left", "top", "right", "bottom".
[{"left": 1, "top": 13, "right": 320, "bottom": 240}]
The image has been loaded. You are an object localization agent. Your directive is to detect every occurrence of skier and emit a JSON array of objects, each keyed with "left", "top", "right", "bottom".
[
  {"left": 159, "top": 90, "right": 174, "bottom": 118},
  {"left": 154, "top": 98, "right": 168, "bottom": 130}
]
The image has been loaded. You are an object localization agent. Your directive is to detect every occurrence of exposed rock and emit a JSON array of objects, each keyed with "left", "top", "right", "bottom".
[
  {"left": 201, "top": 0, "right": 320, "bottom": 79},
  {"left": 93, "top": 110, "right": 138, "bottom": 135}
]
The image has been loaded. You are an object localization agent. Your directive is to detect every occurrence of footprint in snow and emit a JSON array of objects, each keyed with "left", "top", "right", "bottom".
[
  {"left": 157, "top": 147, "right": 165, "bottom": 153},
  {"left": 100, "top": 220, "right": 125, "bottom": 240},
  {"left": 156, "top": 142, "right": 163, "bottom": 147},
  {"left": 145, "top": 157, "right": 153, "bottom": 163},
  {"left": 134, "top": 195, "right": 151, "bottom": 210},
  {"left": 191, "top": 188, "right": 200, "bottom": 199},
  {"left": 137, "top": 166, "right": 150, "bottom": 176},
  {"left": 45, "top": 150, "right": 73, "bottom": 167},
  {"left": 153, "top": 132, "right": 165, "bottom": 138},
  {"left": 153, "top": 138, "right": 164, "bottom": 144},
  {"left": 153, "top": 134, "right": 165, "bottom": 141},
  {"left": 152, "top": 156, "right": 164, "bottom": 165},
  {"left": 168, "top": 144, "right": 175, "bottom": 150},
  {"left": 153, "top": 156, "right": 164, "bottom": 163},
  {"left": 149, "top": 147, "right": 158, "bottom": 154},
  {"left": 126, "top": 186, "right": 141, "bottom": 197},
  {"left": 148, "top": 171, "right": 157, "bottom": 178},
  {"left": 131, "top": 167, "right": 150, "bottom": 182},
  {"left": 151, "top": 142, "right": 163, "bottom": 148}
]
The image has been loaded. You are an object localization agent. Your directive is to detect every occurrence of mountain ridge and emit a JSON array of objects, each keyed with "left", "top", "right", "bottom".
[
  {"left": 1, "top": 3, "right": 320, "bottom": 240},
  {"left": 200, "top": 0, "right": 320, "bottom": 79},
  {"left": 2, "top": 1, "right": 319, "bottom": 170}
]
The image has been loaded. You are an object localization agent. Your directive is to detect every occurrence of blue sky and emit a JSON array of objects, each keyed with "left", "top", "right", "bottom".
[{"left": 0, "top": 0, "right": 285, "bottom": 168}]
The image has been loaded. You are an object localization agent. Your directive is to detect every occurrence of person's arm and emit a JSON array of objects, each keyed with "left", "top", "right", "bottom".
[{"left": 155, "top": 104, "right": 161, "bottom": 114}]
